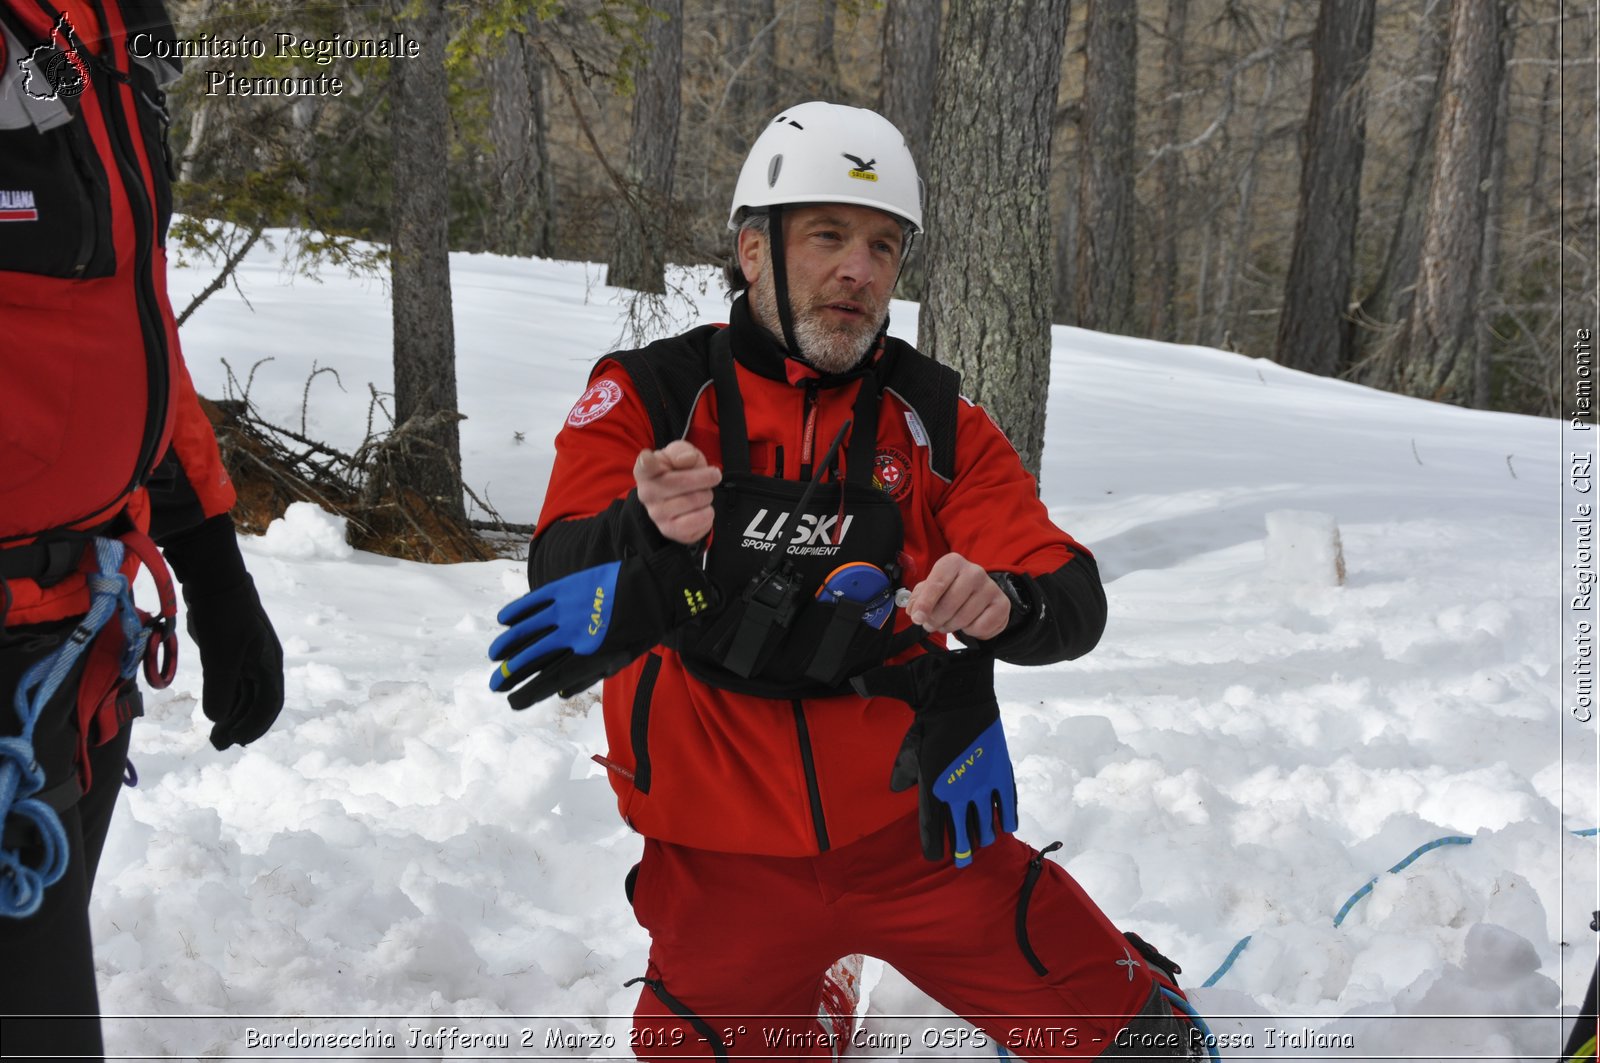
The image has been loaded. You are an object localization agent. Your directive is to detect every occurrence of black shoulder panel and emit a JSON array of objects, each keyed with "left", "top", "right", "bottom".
[
  {"left": 594, "top": 326, "right": 959, "bottom": 477},
  {"left": 880, "top": 337, "right": 961, "bottom": 482},
  {"left": 593, "top": 324, "right": 719, "bottom": 448}
]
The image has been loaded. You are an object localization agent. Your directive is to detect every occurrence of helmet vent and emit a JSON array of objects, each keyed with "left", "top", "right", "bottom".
[{"left": 767, "top": 154, "right": 783, "bottom": 188}]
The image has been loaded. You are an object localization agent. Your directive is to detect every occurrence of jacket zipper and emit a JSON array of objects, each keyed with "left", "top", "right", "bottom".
[
  {"left": 797, "top": 382, "right": 819, "bottom": 481},
  {"left": 791, "top": 698, "right": 830, "bottom": 851},
  {"left": 81, "top": 0, "right": 169, "bottom": 501}
]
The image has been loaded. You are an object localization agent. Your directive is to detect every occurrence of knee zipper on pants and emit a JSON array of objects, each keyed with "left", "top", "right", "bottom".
[
  {"left": 1015, "top": 840, "right": 1063, "bottom": 977},
  {"left": 624, "top": 976, "right": 728, "bottom": 1062}
]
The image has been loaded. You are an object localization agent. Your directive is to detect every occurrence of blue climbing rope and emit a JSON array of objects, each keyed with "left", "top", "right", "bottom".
[
  {"left": 0, "top": 538, "right": 148, "bottom": 918},
  {"left": 1160, "top": 986, "right": 1222, "bottom": 1062},
  {"left": 1332, "top": 835, "right": 1474, "bottom": 927},
  {"left": 1201, "top": 934, "right": 1252, "bottom": 988},
  {"left": 1203, "top": 828, "right": 1600, "bottom": 988}
]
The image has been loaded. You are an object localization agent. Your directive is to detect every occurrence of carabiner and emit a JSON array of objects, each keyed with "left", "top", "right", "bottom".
[{"left": 142, "top": 615, "right": 178, "bottom": 689}]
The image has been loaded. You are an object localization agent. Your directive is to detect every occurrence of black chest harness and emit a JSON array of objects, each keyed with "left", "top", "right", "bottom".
[{"left": 604, "top": 324, "right": 961, "bottom": 699}]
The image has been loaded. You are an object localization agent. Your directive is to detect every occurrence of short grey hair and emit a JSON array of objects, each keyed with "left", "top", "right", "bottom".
[{"left": 722, "top": 210, "right": 770, "bottom": 295}]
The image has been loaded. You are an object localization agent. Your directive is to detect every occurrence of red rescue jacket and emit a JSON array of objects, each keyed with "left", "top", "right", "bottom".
[
  {"left": 0, "top": 0, "right": 234, "bottom": 625},
  {"left": 532, "top": 299, "right": 1105, "bottom": 856}
]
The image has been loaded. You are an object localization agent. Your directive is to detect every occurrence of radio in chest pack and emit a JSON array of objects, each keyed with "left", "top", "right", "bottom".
[
  {"left": 602, "top": 320, "right": 963, "bottom": 698},
  {"left": 682, "top": 338, "right": 905, "bottom": 697},
  {"left": 682, "top": 463, "right": 904, "bottom": 697}
]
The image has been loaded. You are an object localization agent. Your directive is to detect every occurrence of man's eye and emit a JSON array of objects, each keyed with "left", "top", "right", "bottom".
[{"left": 815, "top": 230, "right": 840, "bottom": 241}]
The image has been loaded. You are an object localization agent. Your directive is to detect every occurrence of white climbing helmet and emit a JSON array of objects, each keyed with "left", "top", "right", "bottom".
[{"left": 728, "top": 101, "right": 923, "bottom": 234}]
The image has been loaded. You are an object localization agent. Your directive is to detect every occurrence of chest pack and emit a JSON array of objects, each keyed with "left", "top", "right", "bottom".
[
  {"left": 601, "top": 326, "right": 961, "bottom": 699},
  {"left": 0, "top": 1, "right": 180, "bottom": 549}
]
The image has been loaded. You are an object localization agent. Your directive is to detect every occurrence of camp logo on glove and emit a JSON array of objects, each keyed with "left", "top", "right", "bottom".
[
  {"left": 489, "top": 563, "right": 621, "bottom": 705},
  {"left": 851, "top": 649, "right": 1019, "bottom": 868},
  {"left": 930, "top": 719, "right": 1018, "bottom": 867},
  {"left": 944, "top": 743, "right": 985, "bottom": 787},
  {"left": 489, "top": 549, "right": 718, "bottom": 711},
  {"left": 680, "top": 585, "right": 711, "bottom": 616}
]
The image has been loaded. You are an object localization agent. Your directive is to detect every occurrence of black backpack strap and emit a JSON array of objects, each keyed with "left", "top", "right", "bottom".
[
  {"left": 880, "top": 338, "right": 961, "bottom": 482},
  {"left": 601, "top": 349, "right": 671, "bottom": 448},
  {"left": 592, "top": 324, "right": 719, "bottom": 449},
  {"left": 0, "top": 533, "right": 91, "bottom": 587},
  {"left": 595, "top": 326, "right": 957, "bottom": 480}
]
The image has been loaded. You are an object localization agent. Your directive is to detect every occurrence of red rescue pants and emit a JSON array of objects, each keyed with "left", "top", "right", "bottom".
[{"left": 628, "top": 813, "right": 1169, "bottom": 1062}]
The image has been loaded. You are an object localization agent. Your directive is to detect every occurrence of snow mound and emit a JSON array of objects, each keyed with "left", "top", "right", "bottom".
[{"left": 255, "top": 502, "right": 354, "bottom": 561}]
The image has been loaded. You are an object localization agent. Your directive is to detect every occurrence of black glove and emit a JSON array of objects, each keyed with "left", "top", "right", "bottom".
[
  {"left": 490, "top": 544, "right": 716, "bottom": 710},
  {"left": 851, "top": 649, "right": 1019, "bottom": 866},
  {"left": 161, "top": 515, "right": 285, "bottom": 751}
]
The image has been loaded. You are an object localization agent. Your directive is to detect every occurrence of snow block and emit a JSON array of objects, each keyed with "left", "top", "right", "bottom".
[
  {"left": 257, "top": 501, "right": 354, "bottom": 561},
  {"left": 1264, "top": 509, "right": 1346, "bottom": 586}
]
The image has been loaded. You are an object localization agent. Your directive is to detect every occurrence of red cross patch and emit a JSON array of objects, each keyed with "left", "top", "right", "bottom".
[
  {"left": 872, "top": 447, "right": 912, "bottom": 501},
  {"left": 567, "top": 379, "right": 624, "bottom": 427}
]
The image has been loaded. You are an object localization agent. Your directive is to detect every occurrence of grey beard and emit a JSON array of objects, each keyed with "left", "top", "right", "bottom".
[{"left": 749, "top": 272, "right": 885, "bottom": 375}]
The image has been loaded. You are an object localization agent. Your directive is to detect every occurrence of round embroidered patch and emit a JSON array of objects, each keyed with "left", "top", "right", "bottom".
[
  {"left": 567, "top": 379, "right": 623, "bottom": 427},
  {"left": 872, "top": 447, "right": 912, "bottom": 501}
]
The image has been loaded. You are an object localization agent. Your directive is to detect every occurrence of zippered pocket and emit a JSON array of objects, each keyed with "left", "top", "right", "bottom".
[
  {"left": 628, "top": 652, "right": 662, "bottom": 794},
  {"left": 0, "top": 123, "right": 114, "bottom": 282}
]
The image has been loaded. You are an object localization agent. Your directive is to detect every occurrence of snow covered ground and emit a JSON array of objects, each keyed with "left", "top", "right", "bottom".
[{"left": 85, "top": 238, "right": 1596, "bottom": 1060}]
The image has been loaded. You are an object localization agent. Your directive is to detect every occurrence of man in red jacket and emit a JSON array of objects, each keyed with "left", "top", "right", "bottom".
[
  {"left": 498, "top": 103, "right": 1198, "bottom": 1058},
  {"left": 0, "top": 2, "right": 284, "bottom": 1057}
]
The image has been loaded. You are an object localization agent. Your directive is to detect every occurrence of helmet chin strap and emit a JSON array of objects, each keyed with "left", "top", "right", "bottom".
[{"left": 765, "top": 204, "right": 809, "bottom": 364}]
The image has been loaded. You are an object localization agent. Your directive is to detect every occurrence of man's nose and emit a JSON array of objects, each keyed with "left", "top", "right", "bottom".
[{"left": 836, "top": 242, "right": 876, "bottom": 289}]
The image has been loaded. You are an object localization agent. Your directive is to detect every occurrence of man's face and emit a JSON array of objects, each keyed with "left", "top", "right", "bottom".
[{"left": 740, "top": 204, "right": 905, "bottom": 375}]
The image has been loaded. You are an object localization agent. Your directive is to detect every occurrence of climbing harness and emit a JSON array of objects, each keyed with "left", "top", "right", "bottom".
[{"left": 0, "top": 532, "right": 176, "bottom": 918}]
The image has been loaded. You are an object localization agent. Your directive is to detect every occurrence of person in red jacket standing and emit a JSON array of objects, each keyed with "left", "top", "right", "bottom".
[
  {"left": 491, "top": 103, "right": 1201, "bottom": 1058},
  {"left": 0, "top": 2, "right": 284, "bottom": 1057}
]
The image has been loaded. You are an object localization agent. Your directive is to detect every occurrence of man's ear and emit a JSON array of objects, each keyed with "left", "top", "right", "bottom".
[{"left": 736, "top": 224, "right": 766, "bottom": 287}]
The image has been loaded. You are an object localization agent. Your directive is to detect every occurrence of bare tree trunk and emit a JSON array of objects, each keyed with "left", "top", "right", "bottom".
[
  {"left": 1471, "top": 7, "right": 1516, "bottom": 408},
  {"left": 1192, "top": 210, "right": 1216, "bottom": 345},
  {"left": 1275, "top": 0, "right": 1375, "bottom": 377},
  {"left": 879, "top": 0, "right": 941, "bottom": 302},
  {"left": 606, "top": 0, "right": 683, "bottom": 294},
  {"left": 726, "top": 0, "right": 777, "bottom": 154},
  {"left": 1559, "top": 5, "right": 1599, "bottom": 414},
  {"left": 1054, "top": 136, "right": 1079, "bottom": 323},
  {"left": 1076, "top": 0, "right": 1136, "bottom": 335},
  {"left": 1393, "top": 0, "right": 1509, "bottom": 402},
  {"left": 390, "top": 0, "right": 462, "bottom": 520},
  {"left": 879, "top": 0, "right": 940, "bottom": 159},
  {"left": 178, "top": 97, "right": 212, "bottom": 185},
  {"left": 1150, "top": 0, "right": 1188, "bottom": 343},
  {"left": 174, "top": 0, "right": 215, "bottom": 184},
  {"left": 1353, "top": 0, "right": 1447, "bottom": 369},
  {"left": 812, "top": 0, "right": 839, "bottom": 101},
  {"left": 487, "top": 17, "right": 554, "bottom": 257},
  {"left": 1523, "top": 6, "right": 1561, "bottom": 232},
  {"left": 919, "top": 0, "right": 1071, "bottom": 484},
  {"left": 1209, "top": 0, "right": 1289, "bottom": 350}
]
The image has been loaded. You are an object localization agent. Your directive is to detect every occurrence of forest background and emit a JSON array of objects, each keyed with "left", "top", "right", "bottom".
[{"left": 162, "top": 0, "right": 1596, "bottom": 527}]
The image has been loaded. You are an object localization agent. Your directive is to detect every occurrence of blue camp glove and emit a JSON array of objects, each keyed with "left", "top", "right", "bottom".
[
  {"left": 489, "top": 546, "right": 715, "bottom": 710},
  {"left": 851, "top": 649, "right": 1019, "bottom": 867}
]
